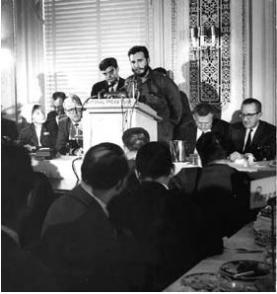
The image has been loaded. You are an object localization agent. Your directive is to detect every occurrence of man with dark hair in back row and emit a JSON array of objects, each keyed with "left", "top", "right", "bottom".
[
  {"left": 38, "top": 142, "right": 148, "bottom": 291},
  {"left": 125, "top": 46, "right": 182, "bottom": 142},
  {"left": 91, "top": 57, "right": 125, "bottom": 98}
]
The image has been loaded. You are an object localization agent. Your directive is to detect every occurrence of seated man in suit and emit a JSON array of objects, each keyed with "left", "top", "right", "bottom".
[
  {"left": 175, "top": 102, "right": 229, "bottom": 154},
  {"left": 55, "top": 94, "right": 83, "bottom": 155},
  {"left": 109, "top": 142, "right": 223, "bottom": 290},
  {"left": 91, "top": 57, "right": 125, "bottom": 98},
  {"left": 195, "top": 132, "right": 258, "bottom": 237},
  {"left": 39, "top": 143, "right": 147, "bottom": 291},
  {"left": 229, "top": 98, "right": 276, "bottom": 161},
  {"left": 2, "top": 143, "right": 57, "bottom": 291},
  {"left": 45, "top": 91, "right": 66, "bottom": 145}
]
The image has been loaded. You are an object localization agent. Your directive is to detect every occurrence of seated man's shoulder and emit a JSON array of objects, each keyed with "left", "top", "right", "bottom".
[
  {"left": 230, "top": 121, "right": 243, "bottom": 130},
  {"left": 260, "top": 120, "right": 276, "bottom": 131},
  {"left": 46, "top": 110, "right": 56, "bottom": 121},
  {"left": 214, "top": 118, "right": 229, "bottom": 127},
  {"left": 43, "top": 188, "right": 88, "bottom": 231},
  {"left": 58, "top": 116, "right": 70, "bottom": 125}
]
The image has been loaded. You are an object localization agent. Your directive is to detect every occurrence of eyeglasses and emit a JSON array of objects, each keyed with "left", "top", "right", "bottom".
[
  {"left": 65, "top": 107, "right": 81, "bottom": 113},
  {"left": 240, "top": 112, "right": 260, "bottom": 118}
]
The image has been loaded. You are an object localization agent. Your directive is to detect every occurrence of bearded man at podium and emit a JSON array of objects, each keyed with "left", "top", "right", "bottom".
[{"left": 124, "top": 46, "right": 182, "bottom": 142}]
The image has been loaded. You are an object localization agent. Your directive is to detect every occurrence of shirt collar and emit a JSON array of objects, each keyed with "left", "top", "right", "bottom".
[
  {"left": 2, "top": 225, "right": 20, "bottom": 246},
  {"left": 80, "top": 181, "right": 109, "bottom": 216}
]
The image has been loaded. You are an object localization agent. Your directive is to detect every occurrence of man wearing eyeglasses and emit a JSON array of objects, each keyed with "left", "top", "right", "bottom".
[
  {"left": 56, "top": 94, "right": 83, "bottom": 155},
  {"left": 229, "top": 98, "right": 276, "bottom": 161},
  {"left": 91, "top": 58, "right": 125, "bottom": 98}
]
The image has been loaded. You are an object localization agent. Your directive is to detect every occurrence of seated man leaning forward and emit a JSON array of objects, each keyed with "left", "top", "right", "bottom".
[
  {"left": 55, "top": 94, "right": 83, "bottom": 155},
  {"left": 229, "top": 98, "right": 276, "bottom": 162},
  {"left": 39, "top": 143, "right": 147, "bottom": 291},
  {"left": 91, "top": 57, "right": 125, "bottom": 98},
  {"left": 175, "top": 102, "right": 229, "bottom": 154}
]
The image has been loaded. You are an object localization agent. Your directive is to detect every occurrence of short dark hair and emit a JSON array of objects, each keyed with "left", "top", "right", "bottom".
[
  {"left": 2, "top": 143, "right": 34, "bottom": 223},
  {"left": 81, "top": 143, "right": 129, "bottom": 190},
  {"left": 136, "top": 142, "right": 173, "bottom": 179},
  {"left": 193, "top": 103, "right": 215, "bottom": 116},
  {"left": 99, "top": 58, "right": 118, "bottom": 71},
  {"left": 122, "top": 127, "right": 150, "bottom": 151},
  {"left": 153, "top": 67, "right": 167, "bottom": 76},
  {"left": 242, "top": 98, "right": 262, "bottom": 113},
  {"left": 52, "top": 92, "right": 66, "bottom": 101},
  {"left": 128, "top": 46, "right": 149, "bottom": 59},
  {"left": 196, "top": 132, "right": 226, "bottom": 166}
]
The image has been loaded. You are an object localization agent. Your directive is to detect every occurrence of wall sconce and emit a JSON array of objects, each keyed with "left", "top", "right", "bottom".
[{"left": 190, "top": 25, "right": 220, "bottom": 61}]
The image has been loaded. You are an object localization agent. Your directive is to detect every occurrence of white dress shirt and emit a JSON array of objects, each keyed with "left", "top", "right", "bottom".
[{"left": 243, "top": 123, "right": 259, "bottom": 151}]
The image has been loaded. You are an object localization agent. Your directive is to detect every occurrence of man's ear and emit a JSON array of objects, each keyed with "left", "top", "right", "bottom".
[{"left": 114, "top": 177, "right": 127, "bottom": 192}]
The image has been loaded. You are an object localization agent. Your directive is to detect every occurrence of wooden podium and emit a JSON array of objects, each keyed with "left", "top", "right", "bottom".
[{"left": 82, "top": 98, "right": 161, "bottom": 152}]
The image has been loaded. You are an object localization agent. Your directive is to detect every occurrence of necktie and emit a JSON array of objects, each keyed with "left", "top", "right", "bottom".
[{"left": 243, "top": 129, "right": 253, "bottom": 153}]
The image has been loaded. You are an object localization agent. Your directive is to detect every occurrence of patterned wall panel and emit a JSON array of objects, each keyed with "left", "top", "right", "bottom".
[{"left": 189, "top": 0, "right": 230, "bottom": 110}]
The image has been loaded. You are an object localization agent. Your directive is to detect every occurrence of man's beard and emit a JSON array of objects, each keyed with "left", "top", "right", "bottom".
[{"left": 132, "top": 65, "right": 150, "bottom": 78}]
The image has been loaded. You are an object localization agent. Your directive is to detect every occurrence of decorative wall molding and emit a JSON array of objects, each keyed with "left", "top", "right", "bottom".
[{"left": 189, "top": 0, "right": 231, "bottom": 112}]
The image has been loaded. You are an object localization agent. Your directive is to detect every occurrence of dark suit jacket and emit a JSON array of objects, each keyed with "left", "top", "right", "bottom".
[
  {"left": 228, "top": 120, "right": 276, "bottom": 160},
  {"left": 1, "top": 230, "right": 58, "bottom": 291},
  {"left": 39, "top": 185, "right": 146, "bottom": 291},
  {"left": 173, "top": 91, "right": 193, "bottom": 139},
  {"left": 55, "top": 117, "right": 72, "bottom": 154},
  {"left": 175, "top": 118, "right": 230, "bottom": 154},
  {"left": 45, "top": 111, "right": 66, "bottom": 145},
  {"left": 108, "top": 181, "right": 222, "bottom": 290},
  {"left": 91, "top": 77, "right": 125, "bottom": 97},
  {"left": 195, "top": 163, "right": 257, "bottom": 237},
  {"left": 18, "top": 123, "right": 54, "bottom": 148},
  {"left": 1, "top": 118, "right": 18, "bottom": 142}
]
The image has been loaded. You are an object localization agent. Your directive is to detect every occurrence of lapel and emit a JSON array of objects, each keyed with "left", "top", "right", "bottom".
[
  {"left": 118, "top": 77, "right": 125, "bottom": 90},
  {"left": 251, "top": 121, "right": 263, "bottom": 146},
  {"left": 190, "top": 122, "right": 197, "bottom": 148},
  {"left": 236, "top": 124, "right": 246, "bottom": 151}
]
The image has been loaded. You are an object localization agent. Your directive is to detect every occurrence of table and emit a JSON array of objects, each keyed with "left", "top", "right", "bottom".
[
  {"left": 32, "top": 155, "right": 82, "bottom": 192},
  {"left": 32, "top": 156, "right": 275, "bottom": 192},
  {"left": 164, "top": 223, "right": 269, "bottom": 291}
]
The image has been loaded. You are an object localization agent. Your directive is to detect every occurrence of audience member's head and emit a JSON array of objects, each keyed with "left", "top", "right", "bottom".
[
  {"left": 63, "top": 94, "right": 83, "bottom": 123},
  {"left": 136, "top": 142, "right": 174, "bottom": 181},
  {"left": 193, "top": 103, "right": 216, "bottom": 132},
  {"left": 81, "top": 143, "right": 129, "bottom": 197},
  {"left": 153, "top": 67, "right": 167, "bottom": 76},
  {"left": 128, "top": 46, "right": 150, "bottom": 77},
  {"left": 52, "top": 92, "right": 66, "bottom": 115},
  {"left": 99, "top": 57, "right": 119, "bottom": 85},
  {"left": 2, "top": 143, "right": 34, "bottom": 229},
  {"left": 196, "top": 132, "right": 226, "bottom": 166},
  {"left": 240, "top": 98, "right": 262, "bottom": 129},
  {"left": 31, "top": 105, "right": 46, "bottom": 125},
  {"left": 122, "top": 127, "right": 150, "bottom": 152}
]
